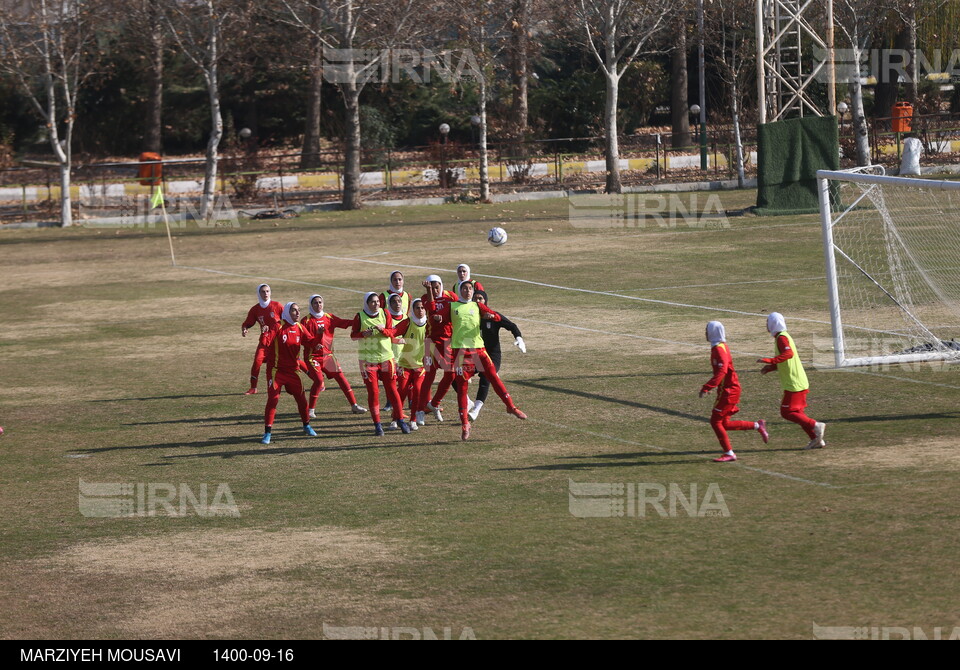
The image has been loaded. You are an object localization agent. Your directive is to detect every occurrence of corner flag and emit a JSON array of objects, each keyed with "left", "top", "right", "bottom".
[{"left": 150, "top": 185, "right": 164, "bottom": 209}]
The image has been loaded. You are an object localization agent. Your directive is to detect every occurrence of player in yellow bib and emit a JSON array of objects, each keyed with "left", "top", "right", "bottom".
[
  {"left": 447, "top": 281, "right": 527, "bottom": 441},
  {"left": 757, "top": 312, "right": 827, "bottom": 449}
]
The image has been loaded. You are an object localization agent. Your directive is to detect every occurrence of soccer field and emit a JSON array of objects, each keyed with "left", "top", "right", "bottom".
[{"left": 2, "top": 193, "right": 960, "bottom": 640}]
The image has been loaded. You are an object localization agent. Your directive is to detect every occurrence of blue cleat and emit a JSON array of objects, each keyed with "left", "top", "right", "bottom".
[
  {"left": 399, "top": 420, "right": 412, "bottom": 434},
  {"left": 373, "top": 422, "right": 385, "bottom": 437},
  {"left": 260, "top": 431, "right": 272, "bottom": 445},
  {"left": 303, "top": 424, "right": 317, "bottom": 437}
]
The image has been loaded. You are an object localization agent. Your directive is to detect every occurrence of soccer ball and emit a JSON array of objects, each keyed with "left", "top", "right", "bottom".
[{"left": 488, "top": 226, "right": 508, "bottom": 247}]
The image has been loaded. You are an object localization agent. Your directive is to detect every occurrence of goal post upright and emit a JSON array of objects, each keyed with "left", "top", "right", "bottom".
[{"left": 817, "top": 171, "right": 845, "bottom": 367}]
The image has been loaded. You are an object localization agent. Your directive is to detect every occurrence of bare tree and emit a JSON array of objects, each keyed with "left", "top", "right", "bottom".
[
  {"left": 0, "top": 0, "right": 104, "bottom": 226},
  {"left": 834, "top": 0, "right": 892, "bottom": 165},
  {"left": 704, "top": 0, "right": 754, "bottom": 186},
  {"left": 278, "top": 0, "right": 428, "bottom": 210},
  {"left": 669, "top": 11, "right": 690, "bottom": 149},
  {"left": 569, "top": 0, "right": 673, "bottom": 193},
  {"left": 161, "top": 0, "right": 250, "bottom": 219},
  {"left": 118, "top": 0, "right": 167, "bottom": 153}
]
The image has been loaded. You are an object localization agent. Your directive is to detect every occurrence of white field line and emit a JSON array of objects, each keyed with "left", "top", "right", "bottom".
[
  {"left": 536, "top": 419, "right": 838, "bottom": 488},
  {"left": 624, "top": 276, "right": 825, "bottom": 292},
  {"left": 319, "top": 254, "right": 832, "bottom": 326}
]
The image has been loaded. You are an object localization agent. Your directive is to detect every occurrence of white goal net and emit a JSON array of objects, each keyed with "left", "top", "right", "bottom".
[{"left": 818, "top": 167, "right": 960, "bottom": 367}]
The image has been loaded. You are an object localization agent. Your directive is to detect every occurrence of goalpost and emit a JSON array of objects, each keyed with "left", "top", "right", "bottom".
[{"left": 818, "top": 166, "right": 960, "bottom": 368}]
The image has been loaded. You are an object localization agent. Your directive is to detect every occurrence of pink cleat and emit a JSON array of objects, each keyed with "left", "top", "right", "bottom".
[
  {"left": 757, "top": 419, "right": 769, "bottom": 444},
  {"left": 461, "top": 424, "right": 471, "bottom": 441},
  {"left": 713, "top": 453, "right": 737, "bottom": 463},
  {"left": 508, "top": 407, "right": 528, "bottom": 420},
  {"left": 244, "top": 388, "right": 258, "bottom": 395}
]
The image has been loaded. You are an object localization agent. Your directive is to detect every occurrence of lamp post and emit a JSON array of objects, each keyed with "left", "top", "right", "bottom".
[
  {"left": 697, "top": 0, "right": 707, "bottom": 170},
  {"left": 690, "top": 104, "right": 701, "bottom": 148},
  {"left": 836, "top": 101, "right": 848, "bottom": 134},
  {"left": 439, "top": 123, "right": 450, "bottom": 188}
]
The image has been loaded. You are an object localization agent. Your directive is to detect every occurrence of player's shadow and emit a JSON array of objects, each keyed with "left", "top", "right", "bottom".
[
  {"left": 89, "top": 393, "right": 241, "bottom": 402},
  {"left": 124, "top": 413, "right": 366, "bottom": 427},
  {"left": 511, "top": 380, "right": 706, "bottom": 423},
  {"left": 830, "top": 411, "right": 960, "bottom": 423},
  {"left": 494, "top": 447, "right": 802, "bottom": 472}
]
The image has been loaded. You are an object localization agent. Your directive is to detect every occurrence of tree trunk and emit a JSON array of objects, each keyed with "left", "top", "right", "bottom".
[
  {"left": 144, "top": 6, "right": 164, "bottom": 153},
  {"left": 202, "top": 70, "right": 223, "bottom": 220},
  {"left": 670, "top": 15, "right": 690, "bottom": 149},
  {"left": 508, "top": 0, "right": 530, "bottom": 139},
  {"left": 851, "top": 51, "right": 871, "bottom": 166},
  {"left": 300, "top": 8, "right": 324, "bottom": 169},
  {"left": 479, "top": 76, "right": 490, "bottom": 202},
  {"left": 730, "top": 84, "right": 745, "bottom": 188},
  {"left": 906, "top": 6, "right": 917, "bottom": 108},
  {"left": 341, "top": 82, "right": 362, "bottom": 210},
  {"left": 604, "top": 71, "right": 621, "bottom": 193}
]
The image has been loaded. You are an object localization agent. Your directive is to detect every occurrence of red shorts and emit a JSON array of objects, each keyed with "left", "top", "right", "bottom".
[
  {"left": 782, "top": 389, "right": 809, "bottom": 413},
  {"left": 713, "top": 388, "right": 741, "bottom": 419}
]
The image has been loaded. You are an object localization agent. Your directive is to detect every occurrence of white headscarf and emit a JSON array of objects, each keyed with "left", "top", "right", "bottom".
[
  {"left": 455, "top": 281, "right": 474, "bottom": 303},
  {"left": 767, "top": 312, "right": 787, "bottom": 337},
  {"left": 362, "top": 292, "right": 380, "bottom": 317},
  {"left": 706, "top": 321, "right": 726, "bottom": 346},
  {"left": 457, "top": 264, "right": 471, "bottom": 280},
  {"left": 387, "top": 293, "right": 404, "bottom": 318},
  {"left": 257, "top": 283, "right": 271, "bottom": 309},
  {"left": 387, "top": 270, "right": 404, "bottom": 295},
  {"left": 308, "top": 294, "right": 324, "bottom": 318},
  {"left": 425, "top": 274, "right": 443, "bottom": 295},
  {"left": 281, "top": 301, "right": 298, "bottom": 325},
  {"left": 410, "top": 299, "right": 427, "bottom": 327}
]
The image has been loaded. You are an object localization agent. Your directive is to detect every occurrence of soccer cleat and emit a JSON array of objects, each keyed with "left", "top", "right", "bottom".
[
  {"left": 804, "top": 438, "right": 825, "bottom": 450},
  {"left": 468, "top": 400, "right": 484, "bottom": 422},
  {"left": 426, "top": 402, "right": 444, "bottom": 422},
  {"left": 399, "top": 420, "right": 412, "bottom": 434},
  {"left": 461, "top": 424, "right": 471, "bottom": 441},
  {"left": 318, "top": 381, "right": 326, "bottom": 393},
  {"left": 351, "top": 403, "right": 368, "bottom": 414},
  {"left": 713, "top": 453, "right": 737, "bottom": 462},
  {"left": 508, "top": 406, "right": 528, "bottom": 420},
  {"left": 244, "top": 388, "right": 258, "bottom": 395},
  {"left": 308, "top": 409, "right": 317, "bottom": 419},
  {"left": 415, "top": 410, "right": 425, "bottom": 427},
  {"left": 260, "top": 431, "right": 272, "bottom": 445},
  {"left": 814, "top": 421, "right": 826, "bottom": 442},
  {"left": 373, "top": 422, "right": 385, "bottom": 437},
  {"left": 303, "top": 424, "right": 317, "bottom": 437},
  {"left": 410, "top": 420, "right": 419, "bottom": 431},
  {"left": 384, "top": 403, "right": 393, "bottom": 413},
  {"left": 757, "top": 419, "right": 769, "bottom": 444},
  {"left": 386, "top": 421, "right": 399, "bottom": 431}
]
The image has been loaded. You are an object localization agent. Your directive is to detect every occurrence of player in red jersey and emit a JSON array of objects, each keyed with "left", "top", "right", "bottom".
[
  {"left": 241, "top": 283, "right": 283, "bottom": 395},
  {"left": 446, "top": 281, "right": 527, "bottom": 440},
  {"left": 456, "top": 264, "right": 484, "bottom": 293},
  {"left": 259, "top": 302, "right": 319, "bottom": 445},
  {"left": 380, "top": 270, "right": 411, "bottom": 318},
  {"left": 300, "top": 294, "right": 367, "bottom": 418},
  {"left": 417, "top": 274, "right": 458, "bottom": 426},
  {"left": 351, "top": 292, "right": 412, "bottom": 436},
  {"left": 699, "top": 321, "right": 768, "bottom": 462}
]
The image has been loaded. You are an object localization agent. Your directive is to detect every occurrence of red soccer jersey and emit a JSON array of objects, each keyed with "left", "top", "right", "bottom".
[
  {"left": 300, "top": 312, "right": 354, "bottom": 359},
  {"left": 761, "top": 335, "right": 795, "bottom": 365},
  {"left": 263, "top": 321, "right": 315, "bottom": 375},
  {"left": 701, "top": 343, "right": 741, "bottom": 395},
  {"left": 421, "top": 290, "right": 458, "bottom": 341},
  {"left": 243, "top": 301, "right": 283, "bottom": 332}
]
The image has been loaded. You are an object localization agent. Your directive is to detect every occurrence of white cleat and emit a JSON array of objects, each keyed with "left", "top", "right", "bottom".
[
  {"left": 805, "top": 422, "right": 827, "bottom": 449},
  {"left": 351, "top": 404, "right": 368, "bottom": 414},
  {"left": 468, "top": 400, "right": 484, "bottom": 422},
  {"left": 308, "top": 409, "right": 316, "bottom": 419},
  {"left": 387, "top": 421, "right": 399, "bottom": 431},
  {"left": 415, "top": 410, "right": 425, "bottom": 427},
  {"left": 410, "top": 420, "right": 419, "bottom": 431},
  {"left": 426, "top": 402, "right": 444, "bottom": 423}
]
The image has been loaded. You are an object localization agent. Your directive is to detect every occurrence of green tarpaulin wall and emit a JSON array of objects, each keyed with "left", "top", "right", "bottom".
[{"left": 755, "top": 115, "right": 839, "bottom": 216}]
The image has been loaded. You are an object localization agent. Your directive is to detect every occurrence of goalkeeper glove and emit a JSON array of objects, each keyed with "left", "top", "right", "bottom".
[{"left": 514, "top": 336, "right": 527, "bottom": 353}]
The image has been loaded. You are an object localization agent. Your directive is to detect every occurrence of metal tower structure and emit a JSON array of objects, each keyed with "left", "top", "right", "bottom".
[{"left": 756, "top": 0, "right": 836, "bottom": 123}]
